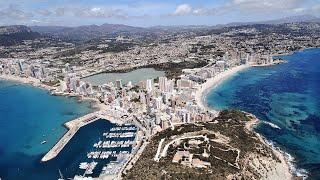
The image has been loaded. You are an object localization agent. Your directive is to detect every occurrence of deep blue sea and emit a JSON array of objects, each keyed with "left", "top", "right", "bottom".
[
  {"left": 206, "top": 48, "right": 320, "bottom": 179},
  {"left": 0, "top": 81, "right": 125, "bottom": 179}
]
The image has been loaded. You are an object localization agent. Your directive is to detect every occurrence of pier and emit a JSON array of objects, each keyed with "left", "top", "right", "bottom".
[{"left": 41, "top": 111, "right": 127, "bottom": 162}]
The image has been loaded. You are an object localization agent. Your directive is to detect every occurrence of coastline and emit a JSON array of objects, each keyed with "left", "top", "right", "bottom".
[
  {"left": 195, "top": 63, "right": 295, "bottom": 179},
  {"left": 0, "top": 74, "right": 105, "bottom": 111},
  {"left": 0, "top": 57, "right": 304, "bottom": 179},
  {"left": 0, "top": 74, "right": 128, "bottom": 163},
  {"left": 245, "top": 115, "right": 293, "bottom": 180},
  {"left": 0, "top": 74, "right": 56, "bottom": 91},
  {"left": 195, "top": 64, "right": 251, "bottom": 115}
]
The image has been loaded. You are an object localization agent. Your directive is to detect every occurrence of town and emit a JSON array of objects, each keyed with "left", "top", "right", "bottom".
[{"left": 0, "top": 21, "right": 319, "bottom": 179}]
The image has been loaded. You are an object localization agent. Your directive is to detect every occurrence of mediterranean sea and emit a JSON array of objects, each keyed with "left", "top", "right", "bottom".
[
  {"left": 206, "top": 48, "right": 320, "bottom": 179},
  {"left": 0, "top": 81, "right": 119, "bottom": 179}
]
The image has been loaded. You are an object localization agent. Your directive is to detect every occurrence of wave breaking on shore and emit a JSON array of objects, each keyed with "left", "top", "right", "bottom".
[{"left": 264, "top": 139, "right": 308, "bottom": 179}]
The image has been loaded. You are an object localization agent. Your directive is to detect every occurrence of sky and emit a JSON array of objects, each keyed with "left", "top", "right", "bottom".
[{"left": 0, "top": 0, "right": 319, "bottom": 27}]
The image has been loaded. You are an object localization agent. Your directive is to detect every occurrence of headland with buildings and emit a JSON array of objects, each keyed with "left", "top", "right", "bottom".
[
  {"left": 0, "top": 22, "right": 319, "bottom": 179},
  {"left": 0, "top": 49, "right": 293, "bottom": 179}
]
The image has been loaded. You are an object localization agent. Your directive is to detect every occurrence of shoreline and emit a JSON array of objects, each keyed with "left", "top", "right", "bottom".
[
  {"left": 0, "top": 74, "right": 105, "bottom": 111},
  {"left": 245, "top": 115, "right": 293, "bottom": 179},
  {"left": 0, "top": 74, "right": 56, "bottom": 91},
  {"left": 0, "top": 74, "right": 129, "bottom": 163},
  {"left": 194, "top": 59, "right": 288, "bottom": 113},
  {"left": 248, "top": 116, "right": 308, "bottom": 179},
  {"left": 195, "top": 64, "right": 251, "bottom": 115},
  {"left": 195, "top": 62, "right": 297, "bottom": 179},
  {"left": 0, "top": 55, "right": 306, "bottom": 178}
]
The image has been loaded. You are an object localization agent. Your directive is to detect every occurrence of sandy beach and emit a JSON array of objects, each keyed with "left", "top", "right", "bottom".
[
  {"left": 0, "top": 74, "right": 108, "bottom": 112},
  {"left": 195, "top": 64, "right": 251, "bottom": 115},
  {"left": 0, "top": 74, "right": 56, "bottom": 91}
]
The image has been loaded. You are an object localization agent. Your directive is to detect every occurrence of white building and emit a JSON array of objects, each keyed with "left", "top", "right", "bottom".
[
  {"left": 59, "top": 80, "right": 68, "bottom": 92},
  {"left": 146, "top": 79, "right": 153, "bottom": 92},
  {"left": 115, "top": 80, "right": 123, "bottom": 89},
  {"left": 159, "top": 77, "right": 167, "bottom": 92},
  {"left": 154, "top": 97, "right": 162, "bottom": 110}
]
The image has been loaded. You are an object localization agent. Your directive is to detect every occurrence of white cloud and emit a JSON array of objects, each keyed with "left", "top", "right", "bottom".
[
  {"left": 75, "top": 7, "right": 128, "bottom": 19},
  {"left": 192, "top": 8, "right": 217, "bottom": 16},
  {"left": 192, "top": 8, "right": 205, "bottom": 15},
  {"left": 171, "top": 4, "right": 218, "bottom": 16},
  {"left": 227, "top": 0, "right": 307, "bottom": 12},
  {"left": 0, "top": 0, "right": 318, "bottom": 26},
  {"left": 166, "top": 0, "right": 316, "bottom": 19},
  {"left": 172, "top": 4, "right": 193, "bottom": 16},
  {"left": 0, "top": 5, "right": 33, "bottom": 20},
  {"left": 31, "top": 19, "right": 42, "bottom": 23}
]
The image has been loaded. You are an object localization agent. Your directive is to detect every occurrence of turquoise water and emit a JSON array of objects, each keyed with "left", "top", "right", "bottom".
[
  {"left": 0, "top": 81, "right": 92, "bottom": 156},
  {"left": 0, "top": 81, "right": 100, "bottom": 179},
  {"left": 206, "top": 48, "right": 320, "bottom": 178}
]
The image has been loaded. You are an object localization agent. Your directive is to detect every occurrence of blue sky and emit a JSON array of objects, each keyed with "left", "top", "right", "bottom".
[{"left": 0, "top": 0, "right": 319, "bottom": 26}]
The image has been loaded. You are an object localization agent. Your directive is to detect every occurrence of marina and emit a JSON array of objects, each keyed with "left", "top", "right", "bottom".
[
  {"left": 41, "top": 110, "right": 134, "bottom": 162},
  {"left": 41, "top": 112, "right": 101, "bottom": 161},
  {"left": 74, "top": 124, "right": 138, "bottom": 178},
  {"left": 0, "top": 80, "right": 143, "bottom": 179}
]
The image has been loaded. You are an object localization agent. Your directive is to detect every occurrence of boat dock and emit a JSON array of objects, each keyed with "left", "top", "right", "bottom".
[
  {"left": 41, "top": 112, "right": 100, "bottom": 161},
  {"left": 76, "top": 124, "right": 138, "bottom": 179},
  {"left": 41, "top": 111, "right": 128, "bottom": 162}
]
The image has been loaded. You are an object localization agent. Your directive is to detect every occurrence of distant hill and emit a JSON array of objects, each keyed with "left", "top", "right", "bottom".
[
  {"left": 260, "top": 15, "right": 320, "bottom": 24},
  {"left": 0, "top": 25, "right": 41, "bottom": 46},
  {"left": 221, "top": 15, "right": 320, "bottom": 27},
  {"left": 5, "top": 15, "right": 319, "bottom": 42},
  {"left": 0, "top": 25, "right": 32, "bottom": 35},
  {"left": 30, "top": 23, "right": 145, "bottom": 40},
  {"left": 148, "top": 15, "right": 320, "bottom": 30},
  {"left": 29, "top": 26, "right": 69, "bottom": 34}
]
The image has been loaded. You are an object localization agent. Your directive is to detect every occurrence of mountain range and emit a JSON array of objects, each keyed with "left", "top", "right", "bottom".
[
  {"left": 30, "top": 24, "right": 144, "bottom": 40},
  {"left": 0, "top": 14, "right": 319, "bottom": 44},
  {"left": 222, "top": 15, "right": 320, "bottom": 27},
  {"left": 31, "top": 14, "right": 320, "bottom": 39},
  {"left": 0, "top": 25, "right": 41, "bottom": 46}
]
